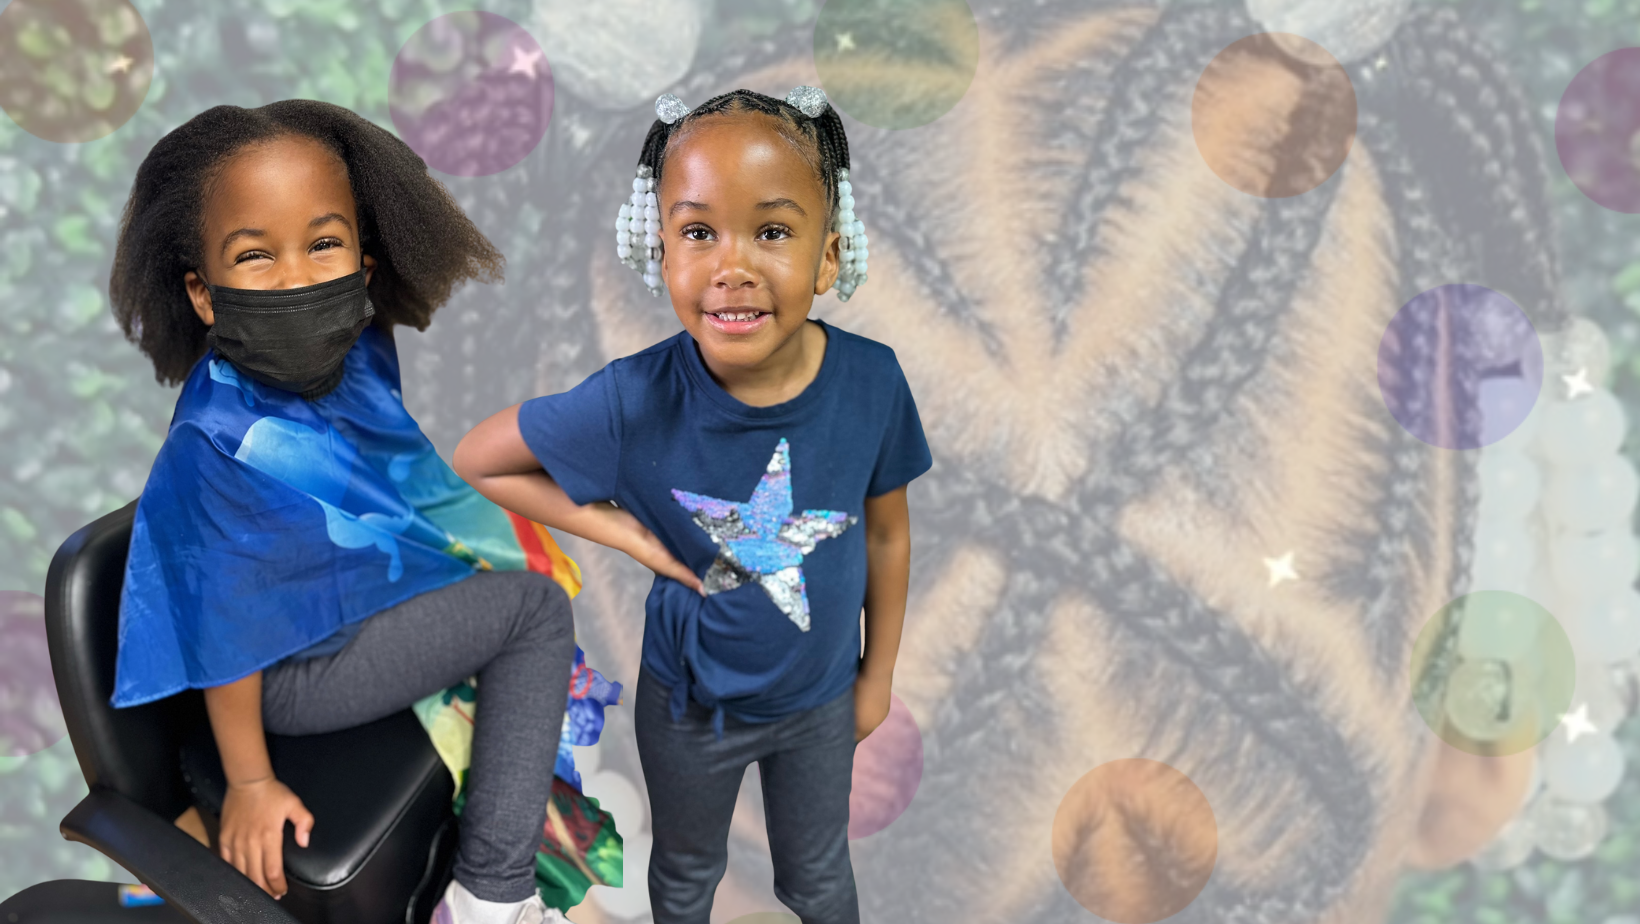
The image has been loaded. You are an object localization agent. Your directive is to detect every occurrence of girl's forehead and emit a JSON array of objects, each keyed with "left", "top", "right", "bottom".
[
  {"left": 661, "top": 115, "right": 825, "bottom": 200},
  {"left": 207, "top": 137, "right": 353, "bottom": 215}
]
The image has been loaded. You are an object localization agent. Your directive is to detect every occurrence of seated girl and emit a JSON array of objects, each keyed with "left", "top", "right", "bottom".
[{"left": 106, "top": 99, "right": 611, "bottom": 924}]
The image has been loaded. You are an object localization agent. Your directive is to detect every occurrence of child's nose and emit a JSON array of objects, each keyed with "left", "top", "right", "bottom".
[{"left": 711, "top": 237, "right": 758, "bottom": 287}]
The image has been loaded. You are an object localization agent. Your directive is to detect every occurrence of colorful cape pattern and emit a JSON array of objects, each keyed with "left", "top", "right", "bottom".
[{"left": 115, "top": 325, "right": 622, "bottom": 910}]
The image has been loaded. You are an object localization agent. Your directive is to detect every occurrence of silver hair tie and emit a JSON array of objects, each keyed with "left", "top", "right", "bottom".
[
  {"left": 785, "top": 85, "right": 830, "bottom": 119},
  {"left": 655, "top": 93, "right": 691, "bottom": 125}
]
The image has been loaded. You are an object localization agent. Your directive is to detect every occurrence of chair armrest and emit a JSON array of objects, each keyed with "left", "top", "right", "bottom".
[{"left": 60, "top": 788, "right": 299, "bottom": 924}]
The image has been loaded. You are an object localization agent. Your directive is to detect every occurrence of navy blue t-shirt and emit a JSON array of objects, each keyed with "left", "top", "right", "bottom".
[{"left": 517, "top": 320, "right": 931, "bottom": 727}]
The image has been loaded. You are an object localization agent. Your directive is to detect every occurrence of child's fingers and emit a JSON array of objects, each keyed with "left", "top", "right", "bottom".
[
  {"left": 292, "top": 805, "right": 314, "bottom": 849},
  {"left": 263, "top": 832, "right": 287, "bottom": 898},
  {"left": 242, "top": 839, "right": 270, "bottom": 894}
]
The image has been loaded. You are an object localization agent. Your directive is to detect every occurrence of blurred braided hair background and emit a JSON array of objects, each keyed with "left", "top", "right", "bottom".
[{"left": 815, "top": 3, "right": 1564, "bottom": 922}]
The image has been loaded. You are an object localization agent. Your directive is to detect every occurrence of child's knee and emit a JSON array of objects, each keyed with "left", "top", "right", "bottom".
[{"left": 505, "top": 570, "right": 572, "bottom": 639}]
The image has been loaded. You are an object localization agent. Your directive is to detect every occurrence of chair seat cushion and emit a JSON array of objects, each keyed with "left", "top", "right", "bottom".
[{"left": 181, "top": 708, "right": 454, "bottom": 895}]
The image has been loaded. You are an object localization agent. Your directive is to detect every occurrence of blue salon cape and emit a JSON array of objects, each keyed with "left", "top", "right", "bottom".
[{"left": 112, "top": 326, "right": 520, "bottom": 708}]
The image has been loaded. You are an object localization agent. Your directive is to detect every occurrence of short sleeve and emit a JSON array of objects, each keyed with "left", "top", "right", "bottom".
[
  {"left": 867, "top": 356, "right": 933, "bottom": 497},
  {"left": 517, "top": 365, "right": 623, "bottom": 505}
]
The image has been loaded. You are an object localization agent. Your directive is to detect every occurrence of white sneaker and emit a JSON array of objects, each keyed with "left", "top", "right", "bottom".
[{"left": 433, "top": 880, "right": 571, "bottom": 924}]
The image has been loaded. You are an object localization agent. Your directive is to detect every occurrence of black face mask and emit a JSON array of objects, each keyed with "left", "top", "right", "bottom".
[{"left": 204, "top": 270, "right": 375, "bottom": 400}]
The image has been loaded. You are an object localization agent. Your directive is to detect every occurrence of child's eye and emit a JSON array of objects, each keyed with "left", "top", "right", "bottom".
[
  {"left": 759, "top": 225, "right": 793, "bottom": 241},
  {"left": 233, "top": 250, "right": 270, "bottom": 264},
  {"left": 311, "top": 238, "right": 343, "bottom": 252},
  {"left": 682, "top": 225, "right": 714, "bottom": 242}
]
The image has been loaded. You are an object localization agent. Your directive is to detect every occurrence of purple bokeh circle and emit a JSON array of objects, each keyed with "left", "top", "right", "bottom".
[
  {"left": 1556, "top": 48, "right": 1640, "bottom": 214},
  {"left": 1378, "top": 285, "right": 1542, "bottom": 450},
  {"left": 1, "top": 591, "right": 66, "bottom": 758},
  {"left": 389, "top": 12, "right": 553, "bottom": 177},
  {"left": 848, "top": 693, "right": 923, "bottom": 839}
]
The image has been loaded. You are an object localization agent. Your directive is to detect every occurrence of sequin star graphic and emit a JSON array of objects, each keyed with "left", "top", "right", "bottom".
[
  {"left": 105, "top": 54, "right": 134, "bottom": 75},
  {"left": 1264, "top": 551, "right": 1300, "bottom": 588},
  {"left": 671, "top": 438, "right": 856, "bottom": 632},
  {"left": 835, "top": 32, "right": 857, "bottom": 52}
]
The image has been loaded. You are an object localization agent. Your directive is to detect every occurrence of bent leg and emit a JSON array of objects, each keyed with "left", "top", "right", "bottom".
[{"left": 261, "top": 570, "right": 576, "bottom": 902}]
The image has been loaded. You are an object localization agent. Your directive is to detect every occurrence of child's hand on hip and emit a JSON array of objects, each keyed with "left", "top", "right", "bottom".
[
  {"left": 612, "top": 506, "right": 704, "bottom": 594},
  {"left": 219, "top": 776, "right": 313, "bottom": 899},
  {"left": 854, "top": 673, "right": 893, "bottom": 742}
]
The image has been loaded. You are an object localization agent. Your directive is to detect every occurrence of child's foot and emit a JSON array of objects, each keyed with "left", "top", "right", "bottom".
[{"left": 432, "top": 879, "right": 570, "bottom": 924}]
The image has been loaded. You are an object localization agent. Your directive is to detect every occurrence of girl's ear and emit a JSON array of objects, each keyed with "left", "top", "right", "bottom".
[
  {"left": 363, "top": 253, "right": 377, "bottom": 286},
  {"left": 815, "top": 228, "right": 841, "bottom": 296},
  {"left": 183, "top": 270, "right": 215, "bottom": 326},
  {"left": 1403, "top": 741, "right": 1534, "bottom": 870}
]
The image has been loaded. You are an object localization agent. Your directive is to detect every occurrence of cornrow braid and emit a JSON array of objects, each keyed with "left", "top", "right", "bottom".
[
  {"left": 615, "top": 88, "right": 860, "bottom": 297},
  {"left": 1047, "top": 5, "right": 1243, "bottom": 336},
  {"left": 1393, "top": 11, "right": 1564, "bottom": 321}
]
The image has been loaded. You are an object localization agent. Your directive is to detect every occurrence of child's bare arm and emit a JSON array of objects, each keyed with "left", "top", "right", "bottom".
[
  {"left": 454, "top": 404, "right": 702, "bottom": 592},
  {"left": 856, "top": 485, "right": 912, "bottom": 740},
  {"left": 202, "top": 672, "right": 312, "bottom": 898}
]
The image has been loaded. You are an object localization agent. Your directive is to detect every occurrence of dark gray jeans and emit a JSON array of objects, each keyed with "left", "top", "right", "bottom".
[
  {"left": 634, "top": 670, "right": 860, "bottom": 924},
  {"left": 261, "top": 570, "right": 576, "bottom": 903}
]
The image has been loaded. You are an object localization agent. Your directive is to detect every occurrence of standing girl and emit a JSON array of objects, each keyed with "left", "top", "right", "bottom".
[{"left": 455, "top": 87, "right": 930, "bottom": 923}]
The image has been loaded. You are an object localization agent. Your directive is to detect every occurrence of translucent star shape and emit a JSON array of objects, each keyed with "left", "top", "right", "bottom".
[
  {"left": 1562, "top": 366, "right": 1594, "bottom": 399},
  {"left": 1264, "top": 551, "right": 1299, "bottom": 588},
  {"left": 507, "top": 45, "right": 544, "bottom": 79},
  {"left": 835, "top": 31, "right": 857, "bottom": 52},
  {"left": 671, "top": 438, "right": 856, "bottom": 632},
  {"left": 105, "top": 54, "right": 134, "bottom": 75},
  {"left": 1558, "top": 702, "right": 1599, "bottom": 743}
]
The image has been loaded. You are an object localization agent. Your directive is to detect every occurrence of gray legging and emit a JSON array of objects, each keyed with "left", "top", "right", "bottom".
[
  {"left": 261, "top": 569, "right": 576, "bottom": 903},
  {"left": 635, "top": 670, "right": 860, "bottom": 924}
]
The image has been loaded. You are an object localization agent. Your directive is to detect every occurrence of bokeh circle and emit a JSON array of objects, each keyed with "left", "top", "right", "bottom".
[
  {"left": 1555, "top": 47, "right": 1640, "bottom": 214},
  {"left": 1050, "top": 758, "right": 1218, "bottom": 924},
  {"left": 812, "top": 0, "right": 979, "bottom": 130},
  {"left": 533, "top": 0, "right": 703, "bottom": 109},
  {"left": 1246, "top": 0, "right": 1412, "bottom": 66},
  {"left": 1410, "top": 591, "right": 1577, "bottom": 756},
  {"left": 389, "top": 12, "right": 554, "bottom": 177},
  {"left": 0, "top": 0, "right": 153, "bottom": 143},
  {"left": 1191, "top": 33, "right": 1357, "bottom": 198},
  {"left": 1378, "top": 284, "right": 1544, "bottom": 450},
  {"left": 848, "top": 692, "right": 923, "bottom": 839},
  {"left": 0, "top": 591, "right": 66, "bottom": 761}
]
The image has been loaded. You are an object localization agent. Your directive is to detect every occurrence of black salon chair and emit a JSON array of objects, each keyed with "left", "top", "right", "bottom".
[{"left": 43, "top": 499, "right": 459, "bottom": 924}]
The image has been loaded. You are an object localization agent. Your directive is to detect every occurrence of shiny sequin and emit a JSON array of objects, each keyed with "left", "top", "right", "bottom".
[{"left": 671, "top": 438, "right": 855, "bottom": 631}]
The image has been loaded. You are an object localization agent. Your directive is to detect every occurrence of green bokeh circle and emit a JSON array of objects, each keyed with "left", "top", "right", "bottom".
[
  {"left": 1410, "top": 591, "right": 1577, "bottom": 756},
  {"left": 0, "top": 0, "right": 153, "bottom": 143},
  {"left": 812, "top": 0, "right": 979, "bottom": 130}
]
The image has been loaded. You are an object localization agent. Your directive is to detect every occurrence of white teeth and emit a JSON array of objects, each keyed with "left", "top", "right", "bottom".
[{"left": 715, "top": 311, "right": 761, "bottom": 322}]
